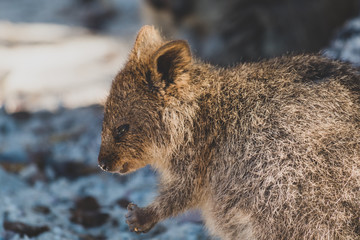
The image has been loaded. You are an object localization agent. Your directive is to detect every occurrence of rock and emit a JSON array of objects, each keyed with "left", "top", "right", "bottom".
[
  {"left": 70, "top": 196, "right": 110, "bottom": 228},
  {"left": 116, "top": 197, "right": 131, "bottom": 209},
  {"left": 3, "top": 221, "right": 49, "bottom": 237},
  {"left": 32, "top": 205, "right": 51, "bottom": 215},
  {"left": 75, "top": 196, "right": 100, "bottom": 211},
  {"left": 70, "top": 209, "right": 110, "bottom": 228},
  {"left": 0, "top": 161, "right": 28, "bottom": 174},
  {"left": 52, "top": 161, "right": 101, "bottom": 180},
  {"left": 10, "top": 111, "right": 32, "bottom": 121},
  {"left": 79, "top": 234, "right": 106, "bottom": 240}
]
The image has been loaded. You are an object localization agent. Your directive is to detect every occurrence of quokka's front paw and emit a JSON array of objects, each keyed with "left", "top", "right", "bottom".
[{"left": 125, "top": 203, "right": 156, "bottom": 234}]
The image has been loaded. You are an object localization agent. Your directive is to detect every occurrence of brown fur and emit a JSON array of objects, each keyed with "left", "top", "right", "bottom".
[{"left": 98, "top": 26, "right": 360, "bottom": 239}]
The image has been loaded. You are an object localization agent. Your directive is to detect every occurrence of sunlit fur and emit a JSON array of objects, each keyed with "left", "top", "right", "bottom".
[{"left": 99, "top": 26, "right": 360, "bottom": 239}]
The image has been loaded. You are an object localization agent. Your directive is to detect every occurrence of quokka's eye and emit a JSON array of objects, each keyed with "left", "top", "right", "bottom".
[{"left": 113, "top": 124, "right": 129, "bottom": 142}]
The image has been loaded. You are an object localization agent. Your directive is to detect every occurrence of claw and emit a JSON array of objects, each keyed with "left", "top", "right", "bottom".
[{"left": 125, "top": 203, "right": 155, "bottom": 234}]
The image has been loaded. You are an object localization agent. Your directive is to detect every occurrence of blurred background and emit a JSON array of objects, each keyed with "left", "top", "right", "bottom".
[{"left": 0, "top": 0, "right": 360, "bottom": 239}]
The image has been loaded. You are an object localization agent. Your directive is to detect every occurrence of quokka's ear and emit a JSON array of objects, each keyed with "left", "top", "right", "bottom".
[
  {"left": 132, "top": 25, "right": 163, "bottom": 59},
  {"left": 151, "top": 40, "right": 192, "bottom": 89}
]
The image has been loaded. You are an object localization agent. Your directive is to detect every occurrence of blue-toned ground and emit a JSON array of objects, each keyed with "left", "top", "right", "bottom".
[{"left": 0, "top": 106, "right": 208, "bottom": 240}]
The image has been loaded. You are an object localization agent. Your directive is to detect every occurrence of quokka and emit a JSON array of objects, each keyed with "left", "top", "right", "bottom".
[{"left": 98, "top": 26, "right": 360, "bottom": 239}]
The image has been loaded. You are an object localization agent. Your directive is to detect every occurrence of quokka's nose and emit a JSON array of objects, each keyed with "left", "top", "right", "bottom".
[
  {"left": 98, "top": 161, "right": 110, "bottom": 171},
  {"left": 98, "top": 153, "right": 112, "bottom": 172}
]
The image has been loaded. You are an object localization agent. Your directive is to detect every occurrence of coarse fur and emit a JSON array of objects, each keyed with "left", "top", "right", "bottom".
[{"left": 98, "top": 26, "right": 360, "bottom": 239}]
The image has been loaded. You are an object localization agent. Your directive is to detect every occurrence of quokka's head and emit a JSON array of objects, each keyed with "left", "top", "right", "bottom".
[{"left": 98, "top": 25, "right": 193, "bottom": 174}]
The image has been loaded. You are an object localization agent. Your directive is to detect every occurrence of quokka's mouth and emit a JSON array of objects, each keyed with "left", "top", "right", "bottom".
[{"left": 119, "top": 162, "right": 130, "bottom": 174}]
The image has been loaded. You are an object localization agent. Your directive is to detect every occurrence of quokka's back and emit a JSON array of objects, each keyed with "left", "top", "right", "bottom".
[{"left": 199, "top": 54, "right": 360, "bottom": 239}]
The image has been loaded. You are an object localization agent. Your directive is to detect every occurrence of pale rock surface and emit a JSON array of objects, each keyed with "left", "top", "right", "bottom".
[{"left": 0, "top": 22, "right": 130, "bottom": 112}]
